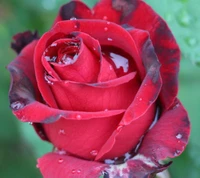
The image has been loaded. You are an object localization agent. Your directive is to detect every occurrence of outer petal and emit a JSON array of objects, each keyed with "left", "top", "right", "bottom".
[
  {"left": 53, "top": 1, "right": 93, "bottom": 25},
  {"left": 37, "top": 153, "right": 107, "bottom": 178},
  {"left": 95, "top": 29, "right": 162, "bottom": 160},
  {"left": 37, "top": 152, "right": 171, "bottom": 178},
  {"left": 138, "top": 99, "right": 190, "bottom": 161},
  {"left": 93, "top": 0, "right": 180, "bottom": 110}
]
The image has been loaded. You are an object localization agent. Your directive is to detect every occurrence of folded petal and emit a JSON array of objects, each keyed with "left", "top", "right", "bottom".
[
  {"left": 37, "top": 153, "right": 107, "bottom": 178},
  {"left": 11, "top": 31, "right": 38, "bottom": 54},
  {"left": 37, "top": 152, "right": 171, "bottom": 178},
  {"left": 95, "top": 29, "right": 162, "bottom": 160},
  {"left": 138, "top": 99, "right": 190, "bottom": 161},
  {"left": 53, "top": 1, "right": 93, "bottom": 25}
]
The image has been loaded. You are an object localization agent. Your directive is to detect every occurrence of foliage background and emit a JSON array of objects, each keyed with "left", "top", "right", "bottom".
[{"left": 0, "top": 0, "right": 199, "bottom": 177}]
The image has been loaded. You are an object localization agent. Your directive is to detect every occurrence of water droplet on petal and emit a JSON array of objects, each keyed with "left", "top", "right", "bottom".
[
  {"left": 77, "top": 169, "right": 81, "bottom": 174},
  {"left": 139, "top": 98, "right": 142, "bottom": 101},
  {"left": 173, "top": 103, "right": 180, "bottom": 109},
  {"left": 76, "top": 115, "right": 82, "bottom": 120},
  {"left": 110, "top": 52, "right": 129, "bottom": 73},
  {"left": 90, "top": 150, "right": 98, "bottom": 156},
  {"left": 36, "top": 164, "right": 40, "bottom": 168},
  {"left": 74, "top": 25, "right": 78, "bottom": 29},
  {"left": 70, "top": 17, "right": 77, "bottom": 20},
  {"left": 104, "top": 27, "right": 108, "bottom": 31},
  {"left": 107, "top": 37, "right": 113, "bottom": 41},
  {"left": 107, "top": 22, "right": 110, "bottom": 25},
  {"left": 104, "top": 109, "right": 108, "bottom": 111},
  {"left": 103, "top": 16, "right": 108, "bottom": 20},
  {"left": 51, "top": 43, "right": 57, "bottom": 47},
  {"left": 28, "top": 122, "right": 33, "bottom": 125},
  {"left": 71, "top": 169, "right": 76, "bottom": 174},
  {"left": 59, "top": 129, "right": 66, "bottom": 135},
  {"left": 11, "top": 101, "right": 25, "bottom": 110},
  {"left": 44, "top": 74, "right": 54, "bottom": 85},
  {"left": 176, "top": 133, "right": 182, "bottom": 139},
  {"left": 58, "top": 158, "right": 64, "bottom": 163},
  {"left": 104, "top": 159, "right": 115, "bottom": 164}
]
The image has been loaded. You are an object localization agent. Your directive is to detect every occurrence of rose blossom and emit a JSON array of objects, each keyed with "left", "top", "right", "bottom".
[{"left": 8, "top": 0, "right": 190, "bottom": 177}]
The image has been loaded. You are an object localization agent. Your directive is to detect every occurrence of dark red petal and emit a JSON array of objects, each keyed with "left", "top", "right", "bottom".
[
  {"left": 138, "top": 99, "right": 190, "bottom": 161},
  {"left": 95, "top": 29, "right": 162, "bottom": 160},
  {"left": 43, "top": 113, "right": 123, "bottom": 160},
  {"left": 93, "top": 0, "right": 180, "bottom": 110},
  {"left": 8, "top": 40, "right": 50, "bottom": 141},
  {"left": 11, "top": 99, "right": 125, "bottom": 123},
  {"left": 53, "top": 1, "right": 92, "bottom": 25},
  {"left": 92, "top": 0, "right": 121, "bottom": 23},
  {"left": 121, "top": 0, "right": 180, "bottom": 110},
  {"left": 37, "top": 153, "right": 107, "bottom": 178},
  {"left": 46, "top": 72, "right": 137, "bottom": 111},
  {"left": 11, "top": 31, "right": 38, "bottom": 54},
  {"left": 37, "top": 152, "right": 171, "bottom": 178}
]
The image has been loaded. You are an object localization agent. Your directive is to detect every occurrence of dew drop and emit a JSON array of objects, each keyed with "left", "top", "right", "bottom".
[
  {"left": 110, "top": 52, "right": 129, "bottom": 73},
  {"left": 70, "top": 17, "right": 77, "bottom": 20},
  {"left": 10, "top": 101, "right": 25, "bottom": 110},
  {"left": 107, "top": 37, "right": 113, "bottom": 41},
  {"left": 107, "top": 22, "right": 110, "bottom": 25},
  {"left": 58, "top": 150, "right": 67, "bottom": 155},
  {"left": 58, "top": 158, "right": 64, "bottom": 163},
  {"left": 77, "top": 169, "right": 81, "bottom": 174},
  {"left": 173, "top": 103, "right": 180, "bottom": 109},
  {"left": 139, "top": 98, "right": 142, "bottom": 101},
  {"left": 103, "top": 16, "right": 108, "bottom": 20},
  {"left": 104, "top": 109, "right": 108, "bottom": 112},
  {"left": 93, "top": 47, "right": 96, "bottom": 51},
  {"left": 58, "top": 129, "right": 66, "bottom": 135},
  {"left": 76, "top": 114, "right": 82, "bottom": 120},
  {"left": 28, "top": 122, "right": 33, "bottom": 125},
  {"left": 104, "top": 159, "right": 115, "bottom": 164},
  {"left": 74, "top": 25, "right": 78, "bottom": 29},
  {"left": 109, "top": 65, "right": 112, "bottom": 70},
  {"left": 71, "top": 169, "right": 76, "bottom": 174},
  {"left": 36, "top": 164, "right": 40, "bottom": 168},
  {"left": 104, "top": 27, "right": 108, "bottom": 31},
  {"left": 44, "top": 74, "right": 54, "bottom": 85},
  {"left": 51, "top": 43, "right": 57, "bottom": 47},
  {"left": 176, "top": 133, "right": 182, "bottom": 139},
  {"left": 90, "top": 150, "right": 98, "bottom": 156}
]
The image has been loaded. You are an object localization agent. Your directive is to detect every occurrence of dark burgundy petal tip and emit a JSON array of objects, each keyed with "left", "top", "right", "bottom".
[
  {"left": 112, "top": 0, "right": 138, "bottom": 19},
  {"left": 104, "top": 154, "right": 172, "bottom": 178},
  {"left": 11, "top": 31, "right": 39, "bottom": 54},
  {"left": 33, "top": 123, "right": 49, "bottom": 141},
  {"left": 59, "top": 1, "right": 91, "bottom": 21}
]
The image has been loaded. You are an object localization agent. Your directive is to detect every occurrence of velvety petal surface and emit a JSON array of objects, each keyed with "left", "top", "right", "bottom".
[
  {"left": 37, "top": 153, "right": 107, "bottom": 178},
  {"left": 95, "top": 28, "right": 162, "bottom": 160},
  {"left": 37, "top": 152, "right": 171, "bottom": 178},
  {"left": 138, "top": 99, "right": 190, "bottom": 161}
]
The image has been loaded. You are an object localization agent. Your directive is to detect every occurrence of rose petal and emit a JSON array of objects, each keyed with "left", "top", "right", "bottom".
[
  {"left": 47, "top": 72, "right": 137, "bottom": 111},
  {"left": 53, "top": 1, "right": 93, "bottom": 25},
  {"left": 37, "top": 152, "right": 171, "bottom": 178},
  {"left": 11, "top": 31, "right": 38, "bottom": 54},
  {"left": 43, "top": 113, "right": 124, "bottom": 160},
  {"left": 34, "top": 20, "right": 145, "bottom": 108},
  {"left": 138, "top": 99, "right": 190, "bottom": 161},
  {"left": 95, "top": 29, "right": 162, "bottom": 160},
  {"left": 122, "top": 0, "right": 181, "bottom": 110},
  {"left": 37, "top": 152, "right": 107, "bottom": 178},
  {"left": 8, "top": 40, "right": 50, "bottom": 141},
  {"left": 42, "top": 37, "right": 100, "bottom": 83}
]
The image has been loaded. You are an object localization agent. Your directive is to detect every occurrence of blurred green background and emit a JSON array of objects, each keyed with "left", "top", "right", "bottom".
[{"left": 0, "top": 0, "right": 199, "bottom": 177}]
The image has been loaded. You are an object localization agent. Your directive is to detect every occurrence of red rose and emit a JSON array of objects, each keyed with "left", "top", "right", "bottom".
[{"left": 8, "top": 0, "right": 190, "bottom": 177}]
